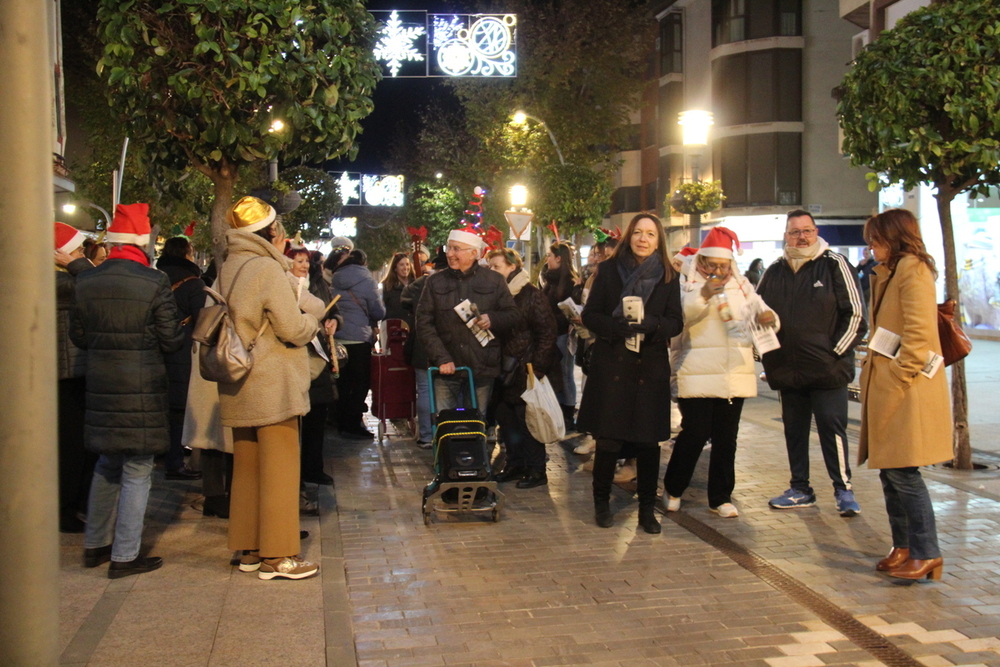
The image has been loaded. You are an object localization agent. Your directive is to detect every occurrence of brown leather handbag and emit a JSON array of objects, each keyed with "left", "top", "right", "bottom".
[{"left": 937, "top": 299, "right": 972, "bottom": 366}]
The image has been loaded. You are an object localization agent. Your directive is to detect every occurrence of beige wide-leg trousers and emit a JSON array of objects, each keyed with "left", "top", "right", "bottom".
[{"left": 228, "top": 418, "right": 300, "bottom": 558}]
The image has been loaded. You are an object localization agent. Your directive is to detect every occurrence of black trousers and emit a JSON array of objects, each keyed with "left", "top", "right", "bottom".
[
  {"left": 663, "top": 397, "right": 744, "bottom": 508},
  {"left": 336, "top": 342, "right": 373, "bottom": 430},
  {"left": 58, "top": 377, "right": 96, "bottom": 520},
  {"left": 300, "top": 403, "right": 329, "bottom": 480},
  {"left": 166, "top": 409, "right": 187, "bottom": 472},
  {"left": 593, "top": 438, "right": 660, "bottom": 508},
  {"left": 201, "top": 449, "right": 233, "bottom": 499},
  {"left": 780, "top": 386, "right": 852, "bottom": 494},
  {"left": 495, "top": 401, "right": 545, "bottom": 472}
]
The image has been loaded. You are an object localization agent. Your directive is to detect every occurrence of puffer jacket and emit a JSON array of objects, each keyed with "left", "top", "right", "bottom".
[
  {"left": 57, "top": 257, "right": 94, "bottom": 380},
  {"left": 415, "top": 262, "right": 521, "bottom": 380},
  {"left": 331, "top": 263, "right": 385, "bottom": 343},
  {"left": 156, "top": 254, "right": 207, "bottom": 410},
  {"left": 70, "top": 256, "right": 184, "bottom": 455},
  {"left": 756, "top": 244, "right": 867, "bottom": 390},
  {"left": 499, "top": 269, "right": 560, "bottom": 403},
  {"left": 673, "top": 268, "right": 778, "bottom": 399},
  {"left": 216, "top": 230, "right": 319, "bottom": 428}
]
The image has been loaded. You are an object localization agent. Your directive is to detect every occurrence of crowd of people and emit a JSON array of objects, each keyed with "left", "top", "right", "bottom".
[{"left": 54, "top": 198, "right": 952, "bottom": 584}]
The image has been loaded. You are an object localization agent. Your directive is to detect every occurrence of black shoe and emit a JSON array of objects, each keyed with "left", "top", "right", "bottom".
[
  {"left": 108, "top": 556, "right": 163, "bottom": 579},
  {"left": 165, "top": 466, "right": 202, "bottom": 481},
  {"left": 60, "top": 514, "right": 86, "bottom": 534},
  {"left": 83, "top": 545, "right": 113, "bottom": 568},
  {"left": 202, "top": 495, "right": 230, "bottom": 518},
  {"left": 516, "top": 469, "right": 548, "bottom": 489},
  {"left": 300, "top": 530, "right": 310, "bottom": 539},
  {"left": 494, "top": 465, "right": 528, "bottom": 483},
  {"left": 638, "top": 508, "right": 661, "bottom": 534},
  {"left": 595, "top": 499, "right": 614, "bottom": 528},
  {"left": 302, "top": 472, "right": 334, "bottom": 486}
]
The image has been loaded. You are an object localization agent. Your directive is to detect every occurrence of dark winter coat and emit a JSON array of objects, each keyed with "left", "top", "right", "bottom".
[
  {"left": 57, "top": 257, "right": 94, "bottom": 381},
  {"left": 755, "top": 248, "right": 867, "bottom": 391},
  {"left": 331, "top": 263, "right": 385, "bottom": 343},
  {"left": 541, "top": 266, "right": 575, "bottom": 335},
  {"left": 382, "top": 283, "right": 410, "bottom": 321},
  {"left": 415, "top": 262, "right": 522, "bottom": 380},
  {"left": 70, "top": 257, "right": 185, "bottom": 456},
  {"left": 401, "top": 275, "right": 429, "bottom": 369},
  {"left": 576, "top": 256, "right": 683, "bottom": 444},
  {"left": 499, "top": 269, "right": 560, "bottom": 403},
  {"left": 156, "top": 254, "right": 207, "bottom": 410}
]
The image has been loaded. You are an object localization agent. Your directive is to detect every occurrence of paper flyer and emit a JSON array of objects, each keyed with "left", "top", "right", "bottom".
[{"left": 454, "top": 299, "right": 494, "bottom": 347}]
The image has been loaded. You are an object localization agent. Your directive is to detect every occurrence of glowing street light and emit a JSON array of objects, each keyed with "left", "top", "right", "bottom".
[
  {"left": 269, "top": 119, "right": 285, "bottom": 133},
  {"left": 510, "top": 110, "right": 566, "bottom": 166},
  {"left": 678, "top": 110, "right": 714, "bottom": 147},
  {"left": 62, "top": 201, "right": 112, "bottom": 230},
  {"left": 509, "top": 184, "right": 528, "bottom": 208}
]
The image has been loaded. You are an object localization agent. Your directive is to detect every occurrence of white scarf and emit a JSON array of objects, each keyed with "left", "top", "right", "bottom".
[
  {"left": 507, "top": 268, "right": 531, "bottom": 296},
  {"left": 784, "top": 237, "right": 828, "bottom": 273}
]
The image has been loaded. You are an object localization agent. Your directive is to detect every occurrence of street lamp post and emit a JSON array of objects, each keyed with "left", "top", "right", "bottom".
[
  {"left": 504, "top": 184, "right": 534, "bottom": 274},
  {"left": 511, "top": 110, "right": 566, "bottom": 167},
  {"left": 678, "top": 110, "right": 715, "bottom": 246},
  {"left": 62, "top": 201, "right": 112, "bottom": 230}
]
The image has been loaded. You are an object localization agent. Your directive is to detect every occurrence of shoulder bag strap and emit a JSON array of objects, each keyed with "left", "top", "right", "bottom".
[{"left": 223, "top": 256, "right": 271, "bottom": 348}]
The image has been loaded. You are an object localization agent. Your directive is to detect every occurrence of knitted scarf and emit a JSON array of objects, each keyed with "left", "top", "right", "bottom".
[
  {"left": 108, "top": 244, "right": 150, "bottom": 267},
  {"left": 613, "top": 253, "right": 664, "bottom": 317}
]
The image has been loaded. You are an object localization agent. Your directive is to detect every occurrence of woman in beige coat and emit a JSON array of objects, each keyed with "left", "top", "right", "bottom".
[
  {"left": 218, "top": 197, "right": 320, "bottom": 580},
  {"left": 859, "top": 208, "right": 951, "bottom": 581}
]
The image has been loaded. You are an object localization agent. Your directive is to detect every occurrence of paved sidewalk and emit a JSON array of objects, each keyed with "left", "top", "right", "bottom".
[{"left": 58, "top": 346, "right": 1000, "bottom": 666}]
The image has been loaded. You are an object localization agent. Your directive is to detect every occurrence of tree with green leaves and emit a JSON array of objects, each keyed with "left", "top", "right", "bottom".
[
  {"left": 405, "top": 181, "right": 466, "bottom": 249},
  {"left": 276, "top": 166, "right": 342, "bottom": 242},
  {"left": 95, "top": 0, "right": 380, "bottom": 258},
  {"left": 836, "top": 0, "right": 1000, "bottom": 469}
]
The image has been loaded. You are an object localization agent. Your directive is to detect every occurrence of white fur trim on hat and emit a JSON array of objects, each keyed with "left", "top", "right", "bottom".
[
  {"left": 448, "top": 229, "right": 484, "bottom": 249},
  {"left": 55, "top": 222, "right": 86, "bottom": 253},
  {"left": 106, "top": 231, "right": 151, "bottom": 246}
]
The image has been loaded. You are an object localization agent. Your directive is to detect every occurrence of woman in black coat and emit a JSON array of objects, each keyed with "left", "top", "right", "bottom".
[
  {"left": 487, "top": 248, "right": 560, "bottom": 488},
  {"left": 577, "top": 214, "right": 683, "bottom": 533}
]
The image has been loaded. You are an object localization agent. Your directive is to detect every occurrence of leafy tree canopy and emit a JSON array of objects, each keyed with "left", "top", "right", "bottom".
[
  {"left": 837, "top": 0, "right": 1000, "bottom": 199},
  {"left": 276, "top": 166, "right": 342, "bottom": 242},
  {"left": 353, "top": 208, "right": 409, "bottom": 272},
  {"left": 96, "top": 0, "right": 380, "bottom": 257},
  {"left": 405, "top": 181, "right": 466, "bottom": 250}
]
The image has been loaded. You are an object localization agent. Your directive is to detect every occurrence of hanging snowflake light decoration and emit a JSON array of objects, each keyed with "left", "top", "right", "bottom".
[
  {"left": 337, "top": 172, "right": 360, "bottom": 205},
  {"left": 373, "top": 10, "right": 426, "bottom": 77}
]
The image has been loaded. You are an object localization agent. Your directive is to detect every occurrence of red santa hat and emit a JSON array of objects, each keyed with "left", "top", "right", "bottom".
[
  {"left": 448, "top": 224, "right": 485, "bottom": 250},
  {"left": 697, "top": 226, "right": 742, "bottom": 259},
  {"left": 673, "top": 246, "right": 697, "bottom": 262},
  {"left": 106, "top": 203, "right": 151, "bottom": 246},
  {"left": 54, "top": 222, "right": 86, "bottom": 254}
]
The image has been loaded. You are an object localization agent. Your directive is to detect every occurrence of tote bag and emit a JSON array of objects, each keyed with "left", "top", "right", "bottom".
[{"left": 521, "top": 363, "right": 566, "bottom": 444}]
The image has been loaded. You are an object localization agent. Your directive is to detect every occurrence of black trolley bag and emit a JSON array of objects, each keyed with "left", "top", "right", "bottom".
[{"left": 421, "top": 366, "right": 504, "bottom": 524}]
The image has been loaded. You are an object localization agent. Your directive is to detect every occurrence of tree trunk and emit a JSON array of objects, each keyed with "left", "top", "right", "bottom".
[
  {"left": 935, "top": 189, "right": 972, "bottom": 470},
  {"left": 205, "top": 162, "right": 238, "bottom": 262}
]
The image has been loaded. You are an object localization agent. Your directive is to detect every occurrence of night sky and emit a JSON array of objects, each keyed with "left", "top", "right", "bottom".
[{"left": 326, "top": 0, "right": 483, "bottom": 174}]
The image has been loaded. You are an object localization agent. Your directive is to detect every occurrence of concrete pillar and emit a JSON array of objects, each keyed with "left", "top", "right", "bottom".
[{"left": 0, "top": 1, "right": 60, "bottom": 665}]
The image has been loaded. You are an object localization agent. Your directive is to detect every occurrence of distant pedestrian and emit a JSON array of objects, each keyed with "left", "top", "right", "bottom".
[
  {"left": 744, "top": 258, "right": 765, "bottom": 287},
  {"left": 72, "top": 204, "right": 184, "bottom": 578},
  {"left": 856, "top": 247, "right": 878, "bottom": 303},
  {"left": 55, "top": 222, "right": 96, "bottom": 533},
  {"left": 82, "top": 238, "right": 108, "bottom": 266},
  {"left": 860, "top": 208, "right": 950, "bottom": 581},
  {"left": 330, "top": 248, "right": 385, "bottom": 439},
  {"left": 218, "top": 196, "right": 321, "bottom": 580},
  {"left": 578, "top": 214, "right": 683, "bottom": 534},
  {"left": 157, "top": 236, "right": 206, "bottom": 481},
  {"left": 540, "top": 240, "right": 579, "bottom": 431},
  {"left": 487, "top": 248, "right": 559, "bottom": 489},
  {"left": 663, "top": 228, "right": 779, "bottom": 518},
  {"left": 382, "top": 252, "right": 415, "bottom": 321},
  {"left": 756, "top": 210, "right": 867, "bottom": 515}
]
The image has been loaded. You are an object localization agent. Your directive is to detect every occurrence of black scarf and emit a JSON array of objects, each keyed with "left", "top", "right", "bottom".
[{"left": 613, "top": 253, "right": 664, "bottom": 317}]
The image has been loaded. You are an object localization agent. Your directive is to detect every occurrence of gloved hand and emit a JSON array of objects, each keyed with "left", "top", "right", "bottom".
[
  {"left": 612, "top": 316, "right": 635, "bottom": 337},
  {"left": 627, "top": 319, "right": 658, "bottom": 335}
]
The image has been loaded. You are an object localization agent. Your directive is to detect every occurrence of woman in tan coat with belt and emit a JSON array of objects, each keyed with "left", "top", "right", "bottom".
[
  {"left": 218, "top": 197, "right": 320, "bottom": 580},
  {"left": 859, "top": 208, "right": 951, "bottom": 581}
]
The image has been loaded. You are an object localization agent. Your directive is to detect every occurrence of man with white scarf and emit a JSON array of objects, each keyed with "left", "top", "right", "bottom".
[{"left": 756, "top": 210, "right": 867, "bottom": 516}]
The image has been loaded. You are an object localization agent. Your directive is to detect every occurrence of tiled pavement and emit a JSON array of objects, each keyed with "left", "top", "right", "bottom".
[{"left": 59, "top": 370, "right": 1000, "bottom": 666}]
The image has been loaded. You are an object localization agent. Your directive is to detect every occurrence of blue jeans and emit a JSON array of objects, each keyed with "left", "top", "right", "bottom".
[
  {"left": 432, "top": 374, "right": 492, "bottom": 415},
  {"left": 84, "top": 454, "right": 155, "bottom": 562},
  {"left": 780, "top": 386, "right": 852, "bottom": 494},
  {"left": 880, "top": 467, "right": 941, "bottom": 560},
  {"left": 555, "top": 334, "right": 577, "bottom": 407},
  {"left": 414, "top": 370, "right": 434, "bottom": 442}
]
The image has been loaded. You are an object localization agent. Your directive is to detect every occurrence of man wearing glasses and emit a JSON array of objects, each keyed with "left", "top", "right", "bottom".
[
  {"left": 415, "top": 227, "right": 521, "bottom": 411},
  {"left": 756, "top": 210, "right": 867, "bottom": 516}
]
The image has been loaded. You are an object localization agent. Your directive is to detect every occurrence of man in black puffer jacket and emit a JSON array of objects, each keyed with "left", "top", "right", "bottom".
[
  {"left": 71, "top": 204, "right": 184, "bottom": 579},
  {"left": 756, "top": 210, "right": 867, "bottom": 517}
]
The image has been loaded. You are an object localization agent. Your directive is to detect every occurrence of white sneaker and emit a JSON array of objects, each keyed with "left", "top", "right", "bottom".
[
  {"left": 710, "top": 503, "right": 739, "bottom": 518},
  {"left": 667, "top": 496, "right": 681, "bottom": 512},
  {"left": 613, "top": 460, "right": 637, "bottom": 484},
  {"left": 573, "top": 438, "right": 596, "bottom": 455}
]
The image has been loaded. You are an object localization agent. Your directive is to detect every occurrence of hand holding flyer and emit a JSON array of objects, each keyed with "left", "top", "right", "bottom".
[{"left": 454, "top": 299, "right": 494, "bottom": 347}]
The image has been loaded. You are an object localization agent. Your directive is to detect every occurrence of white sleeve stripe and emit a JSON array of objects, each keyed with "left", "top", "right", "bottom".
[{"left": 831, "top": 252, "right": 864, "bottom": 356}]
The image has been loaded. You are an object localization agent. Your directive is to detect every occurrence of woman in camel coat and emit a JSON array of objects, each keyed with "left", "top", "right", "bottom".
[{"left": 859, "top": 208, "right": 951, "bottom": 581}]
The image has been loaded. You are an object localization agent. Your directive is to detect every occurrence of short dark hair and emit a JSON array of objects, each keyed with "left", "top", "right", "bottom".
[
  {"left": 161, "top": 236, "right": 191, "bottom": 259},
  {"left": 786, "top": 209, "right": 814, "bottom": 224}
]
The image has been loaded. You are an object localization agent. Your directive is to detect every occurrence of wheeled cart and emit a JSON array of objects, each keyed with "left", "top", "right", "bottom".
[
  {"left": 370, "top": 319, "right": 416, "bottom": 441},
  {"left": 421, "top": 366, "right": 504, "bottom": 524}
]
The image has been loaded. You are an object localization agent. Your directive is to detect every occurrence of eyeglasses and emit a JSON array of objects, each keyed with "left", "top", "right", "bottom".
[
  {"left": 786, "top": 228, "right": 818, "bottom": 238},
  {"left": 446, "top": 244, "right": 474, "bottom": 254}
]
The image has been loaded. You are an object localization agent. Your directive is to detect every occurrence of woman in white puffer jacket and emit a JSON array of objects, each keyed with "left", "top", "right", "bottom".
[{"left": 663, "top": 228, "right": 779, "bottom": 518}]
